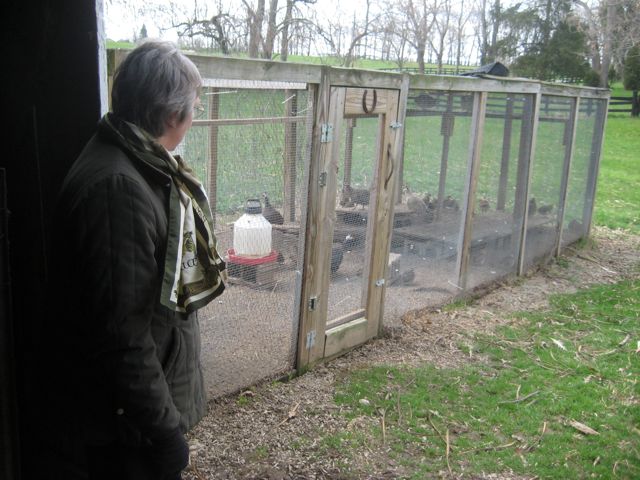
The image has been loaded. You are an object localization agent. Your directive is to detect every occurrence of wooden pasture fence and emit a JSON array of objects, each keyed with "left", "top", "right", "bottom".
[{"left": 608, "top": 93, "right": 639, "bottom": 116}]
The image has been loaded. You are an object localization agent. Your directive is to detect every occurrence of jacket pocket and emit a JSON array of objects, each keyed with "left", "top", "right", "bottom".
[{"left": 163, "top": 326, "right": 184, "bottom": 382}]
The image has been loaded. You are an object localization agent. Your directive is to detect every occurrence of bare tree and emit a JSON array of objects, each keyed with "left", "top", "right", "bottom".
[
  {"left": 428, "top": 0, "right": 452, "bottom": 72},
  {"left": 399, "top": 0, "right": 439, "bottom": 73},
  {"left": 310, "top": 0, "right": 380, "bottom": 66},
  {"left": 278, "top": 0, "right": 316, "bottom": 60},
  {"left": 452, "top": 0, "right": 473, "bottom": 71},
  {"left": 244, "top": 0, "right": 266, "bottom": 58},
  {"left": 382, "top": 13, "right": 409, "bottom": 67}
]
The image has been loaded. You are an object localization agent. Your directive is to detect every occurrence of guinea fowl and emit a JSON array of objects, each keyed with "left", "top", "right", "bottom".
[
  {"left": 443, "top": 195, "right": 459, "bottom": 211},
  {"left": 342, "top": 185, "right": 370, "bottom": 209},
  {"left": 330, "top": 242, "right": 344, "bottom": 274},
  {"left": 528, "top": 197, "right": 537, "bottom": 216},
  {"left": 261, "top": 192, "right": 284, "bottom": 225},
  {"left": 538, "top": 203, "right": 554, "bottom": 215},
  {"left": 404, "top": 185, "right": 427, "bottom": 215}
]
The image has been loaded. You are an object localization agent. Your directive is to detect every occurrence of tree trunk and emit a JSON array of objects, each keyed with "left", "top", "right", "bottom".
[
  {"left": 478, "top": 0, "right": 489, "bottom": 64},
  {"left": 280, "top": 0, "right": 294, "bottom": 61},
  {"left": 417, "top": 46, "right": 426, "bottom": 73},
  {"left": 488, "top": 0, "right": 500, "bottom": 62},
  {"left": 247, "top": 0, "right": 266, "bottom": 58},
  {"left": 600, "top": 0, "right": 616, "bottom": 87},
  {"left": 262, "top": 0, "right": 279, "bottom": 59}
]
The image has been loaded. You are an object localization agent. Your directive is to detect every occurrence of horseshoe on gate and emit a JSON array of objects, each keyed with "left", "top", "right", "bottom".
[{"left": 362, "top": 89, "right": 378, "bottom": 114}]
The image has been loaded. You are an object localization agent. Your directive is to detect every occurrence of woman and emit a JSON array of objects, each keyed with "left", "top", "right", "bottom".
[{"left": 46, "top": 40, "right": 226, "bottom": 479}]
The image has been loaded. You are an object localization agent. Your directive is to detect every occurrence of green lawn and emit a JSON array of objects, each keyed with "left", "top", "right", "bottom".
[
  {"left": 332, "top": 279, "right": 640, "bottom": 479},
  {"left": 594, "top": 115, "right": 640, "bottom": 233}
]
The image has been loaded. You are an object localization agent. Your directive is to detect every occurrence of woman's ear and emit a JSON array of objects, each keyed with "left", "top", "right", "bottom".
[{"left": 166, "top": 111, "right": 180, "bottom": 128}]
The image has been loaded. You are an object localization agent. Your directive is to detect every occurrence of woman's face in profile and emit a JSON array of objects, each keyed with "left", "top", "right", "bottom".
[{"left": 158, "top": 98, "right": 199, "bottom": 152}]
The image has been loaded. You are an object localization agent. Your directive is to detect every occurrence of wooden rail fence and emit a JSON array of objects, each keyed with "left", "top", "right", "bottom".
[{"left": 608, "top": 93, "right": 639, "bottom": 116}]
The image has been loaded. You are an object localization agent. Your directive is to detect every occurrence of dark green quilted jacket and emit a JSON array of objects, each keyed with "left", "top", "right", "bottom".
[{"left": 48, "top": 124, "right": 207, "bottom": 448}]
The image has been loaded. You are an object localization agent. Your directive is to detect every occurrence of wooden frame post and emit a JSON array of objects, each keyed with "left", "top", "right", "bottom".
[
  {"left": 555, "top": 97, "right": 580, "bottom": 256},
  {"left": 583, "top": 98, "right": 609, "bottom": 238},
  {"left": 436, "top": 94, "right": 455, "bottom": 219},
  {"left": 283, "top": 89, "right": 298, "bottom": 222},
  {"left": 456, "top": 91, "right": 487, "bottom": 290},
  {"left": 297, "top": 70, "right": 346, "bottom": 368},
  {"left": 207, "top": 88, "right": 220, "bottom": 226},
  {"left": 496, "top": 95, "right": 514, "bottom": 211},
  {"left": 516, "top": 92, "right": 542, "bottom": 276}
]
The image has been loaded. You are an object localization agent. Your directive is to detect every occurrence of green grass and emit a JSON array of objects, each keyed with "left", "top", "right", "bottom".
[
  {"left": 594, "top": 116, "right": 640, "bottom": 233},
  {"left": 332, "top": 279, "right": 640, "bottom": 479}
]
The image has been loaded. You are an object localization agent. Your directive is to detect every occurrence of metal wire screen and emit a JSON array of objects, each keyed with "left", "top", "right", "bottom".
[
  {"left": 465, "top": 93, "right": 535, "bottom": 289},
  {"left": 384, "top": 90, "right": 474, "bottom": 323},
  {"left": 180, "top": 85, "right": 313, "bottom": 397},
  {"left": 523, "top": 95, "right": 574, "bottom": 269},
  {"left": 326, "top": 117, "right": 377, "bottom": 327},
  {"left": 561, "top": 98, "right": 606, "bottom": 246}
]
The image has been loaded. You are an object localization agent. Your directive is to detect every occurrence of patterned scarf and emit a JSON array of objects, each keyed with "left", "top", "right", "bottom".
[{"left": 100, "top": 113, "right": 226, "bottom": 313}]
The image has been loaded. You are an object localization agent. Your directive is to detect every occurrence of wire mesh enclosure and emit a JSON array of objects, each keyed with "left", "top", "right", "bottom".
[
  {"left": 465, "top": 93, "right": 537, "bottom": 290},
  {"left": 107, "top": 51, "right": 609, "bottom": 394},
  {"left": 522, "top": 95, "right": 576, "bottom": 270},
  {"left": 384, "top": 90, "right": 473, "bottom": 322},
  {"left": 182, "top": 81, "right": 314, "bottom": 397},
  {"left": 560, "top": 98, "right": 607, "bottom": 247}
]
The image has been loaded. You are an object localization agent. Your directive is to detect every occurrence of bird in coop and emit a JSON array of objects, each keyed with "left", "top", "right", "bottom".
[
  {"left": 568, "top": 219, "right": 584, "bottom": 235},
  {"left": 339, "top": 187, "right": 354, "bottom": 208},
  {"left": 538, "top": 203, "right": 554, "bottom": 215},
  {"left": 528, "top": 197, "right": 537, "bottom": 216},
  {"left": 478, "top": 197, "right": 490, "bottom": 214},
  {"left": 400, "top": 269, "right": 415, "bottom": 285},
  {"left": 404, "top": 186, "right": 428, "bottom": 215},
  {"left": 342, "top": 233, "right": 365, "bottom": 251},
  {"left": 330, "top": 242, "right": 344, "bottom": 274},
  {"left": 261, "top": 192, "right": 284, "bottom": 225},
  {"left": 443, "top": 195, "right": 459, "bottom": 211},
  {"left": 414, "top": 92, "right": 437, "bottom": 111},
  {"left": 343, "top": 185, "right": 370, "bottom": 209}
]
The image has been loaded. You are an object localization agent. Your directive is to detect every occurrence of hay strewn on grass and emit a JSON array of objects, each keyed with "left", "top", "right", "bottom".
[{"left": 185, "top": 226, "right": 640, "bottom": 480}]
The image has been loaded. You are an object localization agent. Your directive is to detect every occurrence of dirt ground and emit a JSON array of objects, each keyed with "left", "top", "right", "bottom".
[{"left": 184, "top": 226, "right": 640, "bottom": 480}]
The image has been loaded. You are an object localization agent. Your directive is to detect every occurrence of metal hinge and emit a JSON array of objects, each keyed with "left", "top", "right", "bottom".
[
  {"left": 321, "top": 123, "right": 333, "bottom": 142},
  {"left": 319, "top": 172, "right": 327, "bottom": 187},
  {"left": 390, "top": 122, "right": 403, "bottom": 129},
  {"left": 306, "top": 330, "right": 316, "bottom": 349},
  {"left": 308, "top": 296, "right": 318, "bottom": 311}
]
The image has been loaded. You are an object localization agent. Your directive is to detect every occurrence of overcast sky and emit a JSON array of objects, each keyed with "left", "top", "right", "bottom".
[{"left": 103, "top": 0, "right": 367, "bottom": 43}]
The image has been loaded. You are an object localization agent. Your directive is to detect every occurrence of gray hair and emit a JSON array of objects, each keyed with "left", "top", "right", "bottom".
[{"left": 111, "top": 40, "right": 203, "bottom": 137}]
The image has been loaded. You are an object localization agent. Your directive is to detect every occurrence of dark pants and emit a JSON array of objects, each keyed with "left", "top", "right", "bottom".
[{"left": 86, "top": 443, "right": 183, "bottom": 480}]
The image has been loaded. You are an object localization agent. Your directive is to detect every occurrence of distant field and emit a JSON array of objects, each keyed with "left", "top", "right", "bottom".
[{"left": 593, "top": 115, "right": 640, "bottom": 233}]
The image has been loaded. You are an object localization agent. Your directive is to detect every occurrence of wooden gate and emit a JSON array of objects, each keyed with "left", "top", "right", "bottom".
[{"left": 297, "top": 82, "right": 405, "bottom": 368}]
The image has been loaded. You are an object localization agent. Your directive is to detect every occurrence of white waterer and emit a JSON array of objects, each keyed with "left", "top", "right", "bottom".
[{"left": 233, "top": 198, "right": 272, "bottom": 256}]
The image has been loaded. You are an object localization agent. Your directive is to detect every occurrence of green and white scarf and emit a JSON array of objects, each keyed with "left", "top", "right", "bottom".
[{"left": 101, "top": 114, "right": 226, "bottom": 313}]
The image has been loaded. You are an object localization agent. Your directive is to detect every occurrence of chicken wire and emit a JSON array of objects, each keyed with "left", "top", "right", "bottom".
[
  {"left": 180, "top": 86, "right": 313, "bottom": 398},
  {"left": 523, "top": 95, "right": 575, "bottom": 270},
  {"left": 465, "top": 93, "right": 536, "bottom": 290},
  {"left": 384, "top": 90, "right": 474, "bottom": 324},
  {"left": 561, "top": 98, "right": 606, "bottom": 246},
  {"left": 326, "top": 116, "right": 378, "bottom": 328},
  {"left": 167, "top": 63, "right": 607, "bottom": 392}
]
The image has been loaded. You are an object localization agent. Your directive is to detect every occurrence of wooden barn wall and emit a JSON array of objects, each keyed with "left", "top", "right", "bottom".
[{"left": 1, "top": 1, "right": 104, "bottom": 479}]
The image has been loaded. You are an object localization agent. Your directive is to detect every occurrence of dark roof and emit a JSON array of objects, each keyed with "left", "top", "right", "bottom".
[{"left": 460, "top": 61, "right": 509, "bottom": 77}]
